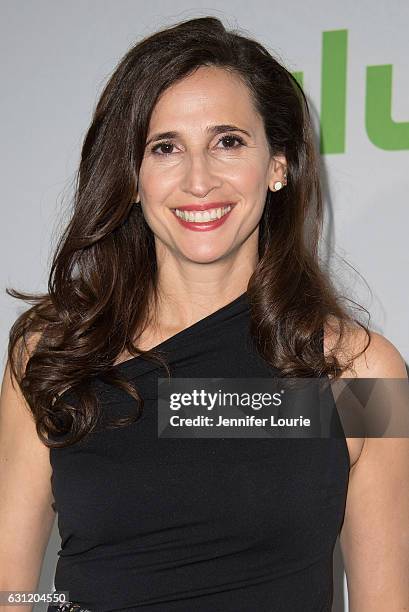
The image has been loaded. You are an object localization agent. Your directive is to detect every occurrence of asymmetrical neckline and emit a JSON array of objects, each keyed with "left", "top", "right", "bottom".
[{"left": 113, "top": 290, "right": 249, "bottom": 372}]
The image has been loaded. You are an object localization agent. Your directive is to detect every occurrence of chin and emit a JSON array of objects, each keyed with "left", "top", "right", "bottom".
[{"left": 179, "top": 245, "right": 232, "bottom": 264}]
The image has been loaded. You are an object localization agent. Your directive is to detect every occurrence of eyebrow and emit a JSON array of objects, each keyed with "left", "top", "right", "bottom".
[{"left": 145, "top": 124, "right": 252, "bottom": 147}]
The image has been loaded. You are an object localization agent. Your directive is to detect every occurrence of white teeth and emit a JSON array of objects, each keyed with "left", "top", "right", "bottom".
[{"left": 174, "top": 205, "right": 232, "bottom": 222}]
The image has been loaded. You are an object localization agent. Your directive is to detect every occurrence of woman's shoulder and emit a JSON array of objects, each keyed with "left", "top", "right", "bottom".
[{"left": 323, "top": 315, "right": 407, "bottom": 379}]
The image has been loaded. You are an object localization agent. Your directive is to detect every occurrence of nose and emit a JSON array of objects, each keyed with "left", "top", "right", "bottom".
[{"left": 180, "top": 150, "right": 222, "bottom": 198}]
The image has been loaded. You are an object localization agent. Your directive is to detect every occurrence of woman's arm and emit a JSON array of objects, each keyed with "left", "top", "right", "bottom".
[
  {"left": 0, "top": 337, "right": 56, "bottom": 611},
  {"left": 339, "top": 331, "right": 409, "bottom": 611}
]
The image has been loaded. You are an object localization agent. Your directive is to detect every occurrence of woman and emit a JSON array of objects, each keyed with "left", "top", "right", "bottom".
[{"left": 1, "top": 16, "right": 408, "bottom": 612}]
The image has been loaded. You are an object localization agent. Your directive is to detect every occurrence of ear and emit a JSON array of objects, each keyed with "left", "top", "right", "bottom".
[{"left": 268, "top": 154, "right": 287, "bottom": 191}]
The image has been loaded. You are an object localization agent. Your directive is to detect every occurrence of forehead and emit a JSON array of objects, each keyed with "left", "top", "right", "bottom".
[{"left": 148, "top": 66, "right": 260, "bottom": 131}]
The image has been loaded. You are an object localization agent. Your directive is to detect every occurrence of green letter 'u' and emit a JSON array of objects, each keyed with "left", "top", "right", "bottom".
[{"left": 366, "top": 65, "right": 409, "bottom": 150}]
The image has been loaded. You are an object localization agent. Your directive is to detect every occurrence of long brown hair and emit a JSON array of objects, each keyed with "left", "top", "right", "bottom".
[{"left": 6, "top": 16, "right": 370, "bottom": 448}]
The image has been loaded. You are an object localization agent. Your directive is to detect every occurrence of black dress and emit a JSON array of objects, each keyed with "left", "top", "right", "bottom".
[{"left": 48, "top": 291, "right": 349, "bottom": 611}]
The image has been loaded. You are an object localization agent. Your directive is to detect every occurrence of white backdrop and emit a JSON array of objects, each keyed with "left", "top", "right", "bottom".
[{"left": 1, "top": 2, "right": 408, "bottom": 610}]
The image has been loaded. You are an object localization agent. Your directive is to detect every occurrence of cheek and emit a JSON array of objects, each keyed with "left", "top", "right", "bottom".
[
  {"left": 138, "top": 163, "right": 177, "bottom": 205},
  {"left": 228, "top": 163, "right": 268, "bottom": 196}
]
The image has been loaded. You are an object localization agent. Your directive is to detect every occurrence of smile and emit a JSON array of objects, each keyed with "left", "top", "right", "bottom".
[
  {"left": 174, "top": 205, "right": 232, "bottom": 222},
  {"left": 171, "top": 204, "right": 234, "bottom": 232}
]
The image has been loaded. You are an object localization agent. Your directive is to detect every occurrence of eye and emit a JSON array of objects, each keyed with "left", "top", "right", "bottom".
[
  {"left": 150, "top": 141, "right": 176, "bottom": 156},
  {"left": 216, "top": 134, "right": 246, "bottom": 150}
]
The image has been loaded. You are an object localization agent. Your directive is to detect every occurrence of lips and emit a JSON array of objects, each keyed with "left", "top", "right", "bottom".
[{"left": 171, "top": 203, "right": 235, "bottom": 232}]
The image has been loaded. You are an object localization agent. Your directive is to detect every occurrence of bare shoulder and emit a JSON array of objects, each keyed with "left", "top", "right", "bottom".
[
  {"left": 323, "top": 315, "right": 408, "bottom": 379},
  {"left": 323, "top": 317, "right": 408, "bottom": 468},
  {"left": 1, "top": 329, "right": 46, "bottom": 436}
]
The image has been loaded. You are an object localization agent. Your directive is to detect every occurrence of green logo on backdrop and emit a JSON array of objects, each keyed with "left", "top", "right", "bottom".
[{"left": 292, "top": 29, "right": 409, "bottom": 153}]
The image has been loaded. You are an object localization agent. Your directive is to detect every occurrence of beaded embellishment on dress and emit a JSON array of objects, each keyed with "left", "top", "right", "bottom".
[{"left": 47, "top": 603, "right": 92, "bottom": 612}]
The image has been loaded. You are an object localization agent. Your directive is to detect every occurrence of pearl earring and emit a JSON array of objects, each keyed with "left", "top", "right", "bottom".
[{"left": 273, "top": 181, "right": 283, "bottom": 191}]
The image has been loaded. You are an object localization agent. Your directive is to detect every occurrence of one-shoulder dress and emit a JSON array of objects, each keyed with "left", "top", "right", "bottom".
[{"left": 47, "top": 291, "right": 349, "bottom": 611}]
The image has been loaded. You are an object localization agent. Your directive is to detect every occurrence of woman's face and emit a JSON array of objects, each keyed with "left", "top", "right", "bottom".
[{"left": 136, "top": 65, "right": 286, "bottom": 264}]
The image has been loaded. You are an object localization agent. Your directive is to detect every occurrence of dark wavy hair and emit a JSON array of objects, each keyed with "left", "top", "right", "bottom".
[{"left": 6, "top": 16, "right": 370, "bottom": 448}]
